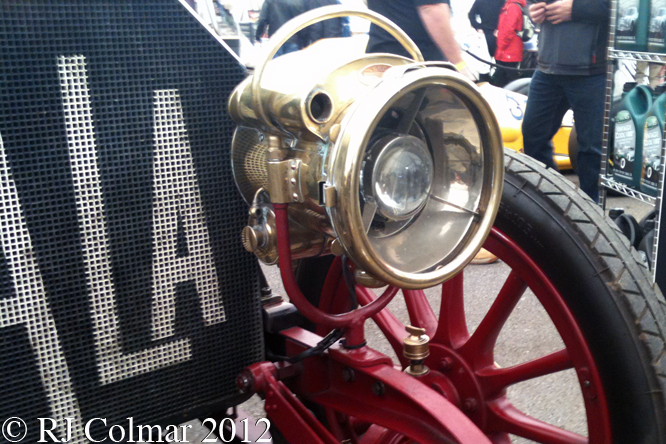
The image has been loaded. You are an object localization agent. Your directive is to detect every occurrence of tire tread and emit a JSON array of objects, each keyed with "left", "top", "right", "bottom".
[{"left": 503, "top": 150, "right": 666, "bottom": 409}]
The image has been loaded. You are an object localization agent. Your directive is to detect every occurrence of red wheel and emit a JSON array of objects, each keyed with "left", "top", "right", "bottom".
[
  {"left": 314, "top": 226, "right": 610, "bottom": 443},
  {"left": 297, "top": 150, "right": 666, "bottom": 443}
]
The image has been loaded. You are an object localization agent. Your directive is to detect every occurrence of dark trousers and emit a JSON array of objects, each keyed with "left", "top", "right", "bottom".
[
  {"left": 491, "top": 60, "right": 519, "bottom": 87},
  {"left": 522, "top": 70, "right": 606, "bottom": 202},
  {"left": 482, "top": 28, "right": 497, "bottom": 59}
]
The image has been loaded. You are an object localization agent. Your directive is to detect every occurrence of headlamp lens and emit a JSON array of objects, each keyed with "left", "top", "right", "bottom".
[{"left": 370, "top": 135, "right": 433, "bottom": 220}]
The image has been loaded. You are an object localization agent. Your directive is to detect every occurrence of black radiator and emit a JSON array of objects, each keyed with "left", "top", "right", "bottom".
[{"left": 0, "top": 1, "right": 263, "bottom": 442}]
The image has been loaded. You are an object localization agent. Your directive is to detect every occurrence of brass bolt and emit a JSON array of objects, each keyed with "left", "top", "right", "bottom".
[{"left": 330, "top": 239, "right": 345, "bottom": 256}]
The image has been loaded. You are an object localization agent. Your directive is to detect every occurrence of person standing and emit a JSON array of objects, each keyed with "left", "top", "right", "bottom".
[
  {"left": 255, "top": 0, "right": 306, "bottom": 56},
  {"left": 303, "top": 0, "right": 345, "bottom": 45},
  {"left": 468, "top": 0, "right": 505, "bottom": 60},
  {"left": 492, "top": 0, "right": 525, "bottom": 87},
  {"left": 366, "top": 0, "right": 475, "bottom": 80},
  {"left": 521, "top": 0, "right": 609, "bottom": 202}
]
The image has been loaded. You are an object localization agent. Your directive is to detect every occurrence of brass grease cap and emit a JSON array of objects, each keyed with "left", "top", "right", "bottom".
[{"left": 403, "top": 325, "right": 430, "bottom": 361}]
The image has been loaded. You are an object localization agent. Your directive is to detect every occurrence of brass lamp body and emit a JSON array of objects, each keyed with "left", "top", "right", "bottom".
[
  {"left": 229, "top": 35, "right": 415, "bottom": 264},
  {"left": 229, "top": 6, "right": 504, "bottom": 289}
]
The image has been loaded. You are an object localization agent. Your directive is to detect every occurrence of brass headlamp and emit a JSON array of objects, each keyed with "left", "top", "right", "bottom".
[{"left": 229, "top": 6, "right": 503, "bottom": 289}]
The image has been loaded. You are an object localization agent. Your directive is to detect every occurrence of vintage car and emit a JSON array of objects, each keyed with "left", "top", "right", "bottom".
[
  {"left": 616, "top": 147, "right": 636, "bottom": 169},
  {"left": 645, "top": 153, "right": 662, "bottom": 180}
]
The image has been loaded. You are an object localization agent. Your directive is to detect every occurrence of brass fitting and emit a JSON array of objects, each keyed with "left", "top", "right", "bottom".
[
  {"left": 403, "top": 325, "right": 430, "bottom": 376},
  {"left": 354, "top": 268, "right": 386, "bottom": 288}
]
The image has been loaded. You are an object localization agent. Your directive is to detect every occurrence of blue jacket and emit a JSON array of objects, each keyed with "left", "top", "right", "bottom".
[{"left": 536, "top": 0, "right": 610, "bottom": 75}]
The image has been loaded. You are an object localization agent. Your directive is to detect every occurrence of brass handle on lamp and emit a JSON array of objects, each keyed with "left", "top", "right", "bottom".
[{"left": 251, "top": 5, "right": 424, "bottom": 129}]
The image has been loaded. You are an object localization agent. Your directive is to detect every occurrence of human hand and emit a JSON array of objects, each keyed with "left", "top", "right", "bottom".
[
  {"left": 529, "top": 2, "right": 547, "bottom": 24},
  {"left": 545, "top": 0, "right": 573, "bottom": 24}
]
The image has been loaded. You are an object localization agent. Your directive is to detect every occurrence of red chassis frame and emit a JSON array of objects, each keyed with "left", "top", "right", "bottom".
[{"left": 238, "top": 204, "right": 611, "bottom": 443}]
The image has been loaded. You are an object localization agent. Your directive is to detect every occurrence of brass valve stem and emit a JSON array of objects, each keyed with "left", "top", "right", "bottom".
[{"left": 403, "top": 325, "right": 430, "bottom": 376}]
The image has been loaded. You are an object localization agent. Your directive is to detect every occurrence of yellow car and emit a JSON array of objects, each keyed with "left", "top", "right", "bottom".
[{"left": 479, "top": 82, "right": 574, "bottom": 170}]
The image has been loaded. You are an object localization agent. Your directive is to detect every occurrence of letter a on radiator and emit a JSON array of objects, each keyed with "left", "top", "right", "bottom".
[{"left": 58, "top": 55, "right": 226, "bottom": 386}]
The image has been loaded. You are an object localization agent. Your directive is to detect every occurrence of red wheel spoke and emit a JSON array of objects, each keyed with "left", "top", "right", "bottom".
[
  {"left": 459, "top": 270, "right": 527, "bottom": 366},
  {"left": 488, "top": 432, "right": 513, "bottom": 444},
  {"left": 403, "top": 289, "right": 438, "bottom": 337},
  {"left": 357, "top": 286, "right": 409, "bottom": 363},
  {"left": 432, "top": 272, "right": 469, "bottom": 348},
  {"left": 479, "top": 349, "right": 573, "bottom": 397},
  {"left": 356, "top": 425, "right": 387, "bottom": 444},
  {"left": 488, "top": 398, "right": 587, "bottom": 444}
]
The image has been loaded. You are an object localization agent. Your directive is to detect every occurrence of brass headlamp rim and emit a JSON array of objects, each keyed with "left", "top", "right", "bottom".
[
  {"left": 327, "top": 66, "right": 504, "bottom": 289},
  {"left": 250, "top": 5, "right": 424, "bottom": 129}
]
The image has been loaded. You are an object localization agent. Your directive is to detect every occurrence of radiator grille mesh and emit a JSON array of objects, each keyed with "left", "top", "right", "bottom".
[
  {"left": 0, "top": 1, "right": 263, "bottom": 442},
  {"left": 231, "top": 126, "right": 270, "bottom": 203}
]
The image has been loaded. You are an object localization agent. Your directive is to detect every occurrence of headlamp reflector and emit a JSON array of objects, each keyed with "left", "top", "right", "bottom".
[{"left": 364, "top": 134, "right": 433, "bottom": 221}]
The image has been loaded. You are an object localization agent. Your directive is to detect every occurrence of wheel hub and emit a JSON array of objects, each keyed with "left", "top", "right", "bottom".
[{"left": 424, "top": 344, "right": 488, "bottom": 427}]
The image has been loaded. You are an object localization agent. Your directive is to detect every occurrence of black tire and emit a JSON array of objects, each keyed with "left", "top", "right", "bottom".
[
  {"left": 497, "top": 150, "right": 666, "bottom": 442},
  {"left": 647, "top": 165, "right": 654, "bottom": 180},
  {"left": 611, "top": 212, "right": 643, "bottom": 249},
  {"left": 638, "top": 229, "right": 656, "bottom": 269},
  {"left": 640, "top": 208, "right": 658, "bottom": 235}
]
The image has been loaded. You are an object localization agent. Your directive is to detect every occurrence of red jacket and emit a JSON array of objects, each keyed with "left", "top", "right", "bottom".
[{"left": 495, "top": 0, "right": 525, "bottom": 62}]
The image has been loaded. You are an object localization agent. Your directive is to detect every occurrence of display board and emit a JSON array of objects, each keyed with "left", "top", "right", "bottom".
[
  {"left": 0, "top": 1, "right": 263, "bottom": 442},
  {"left": 603, "top": 0, "right": 666, "bottom": 291}
]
